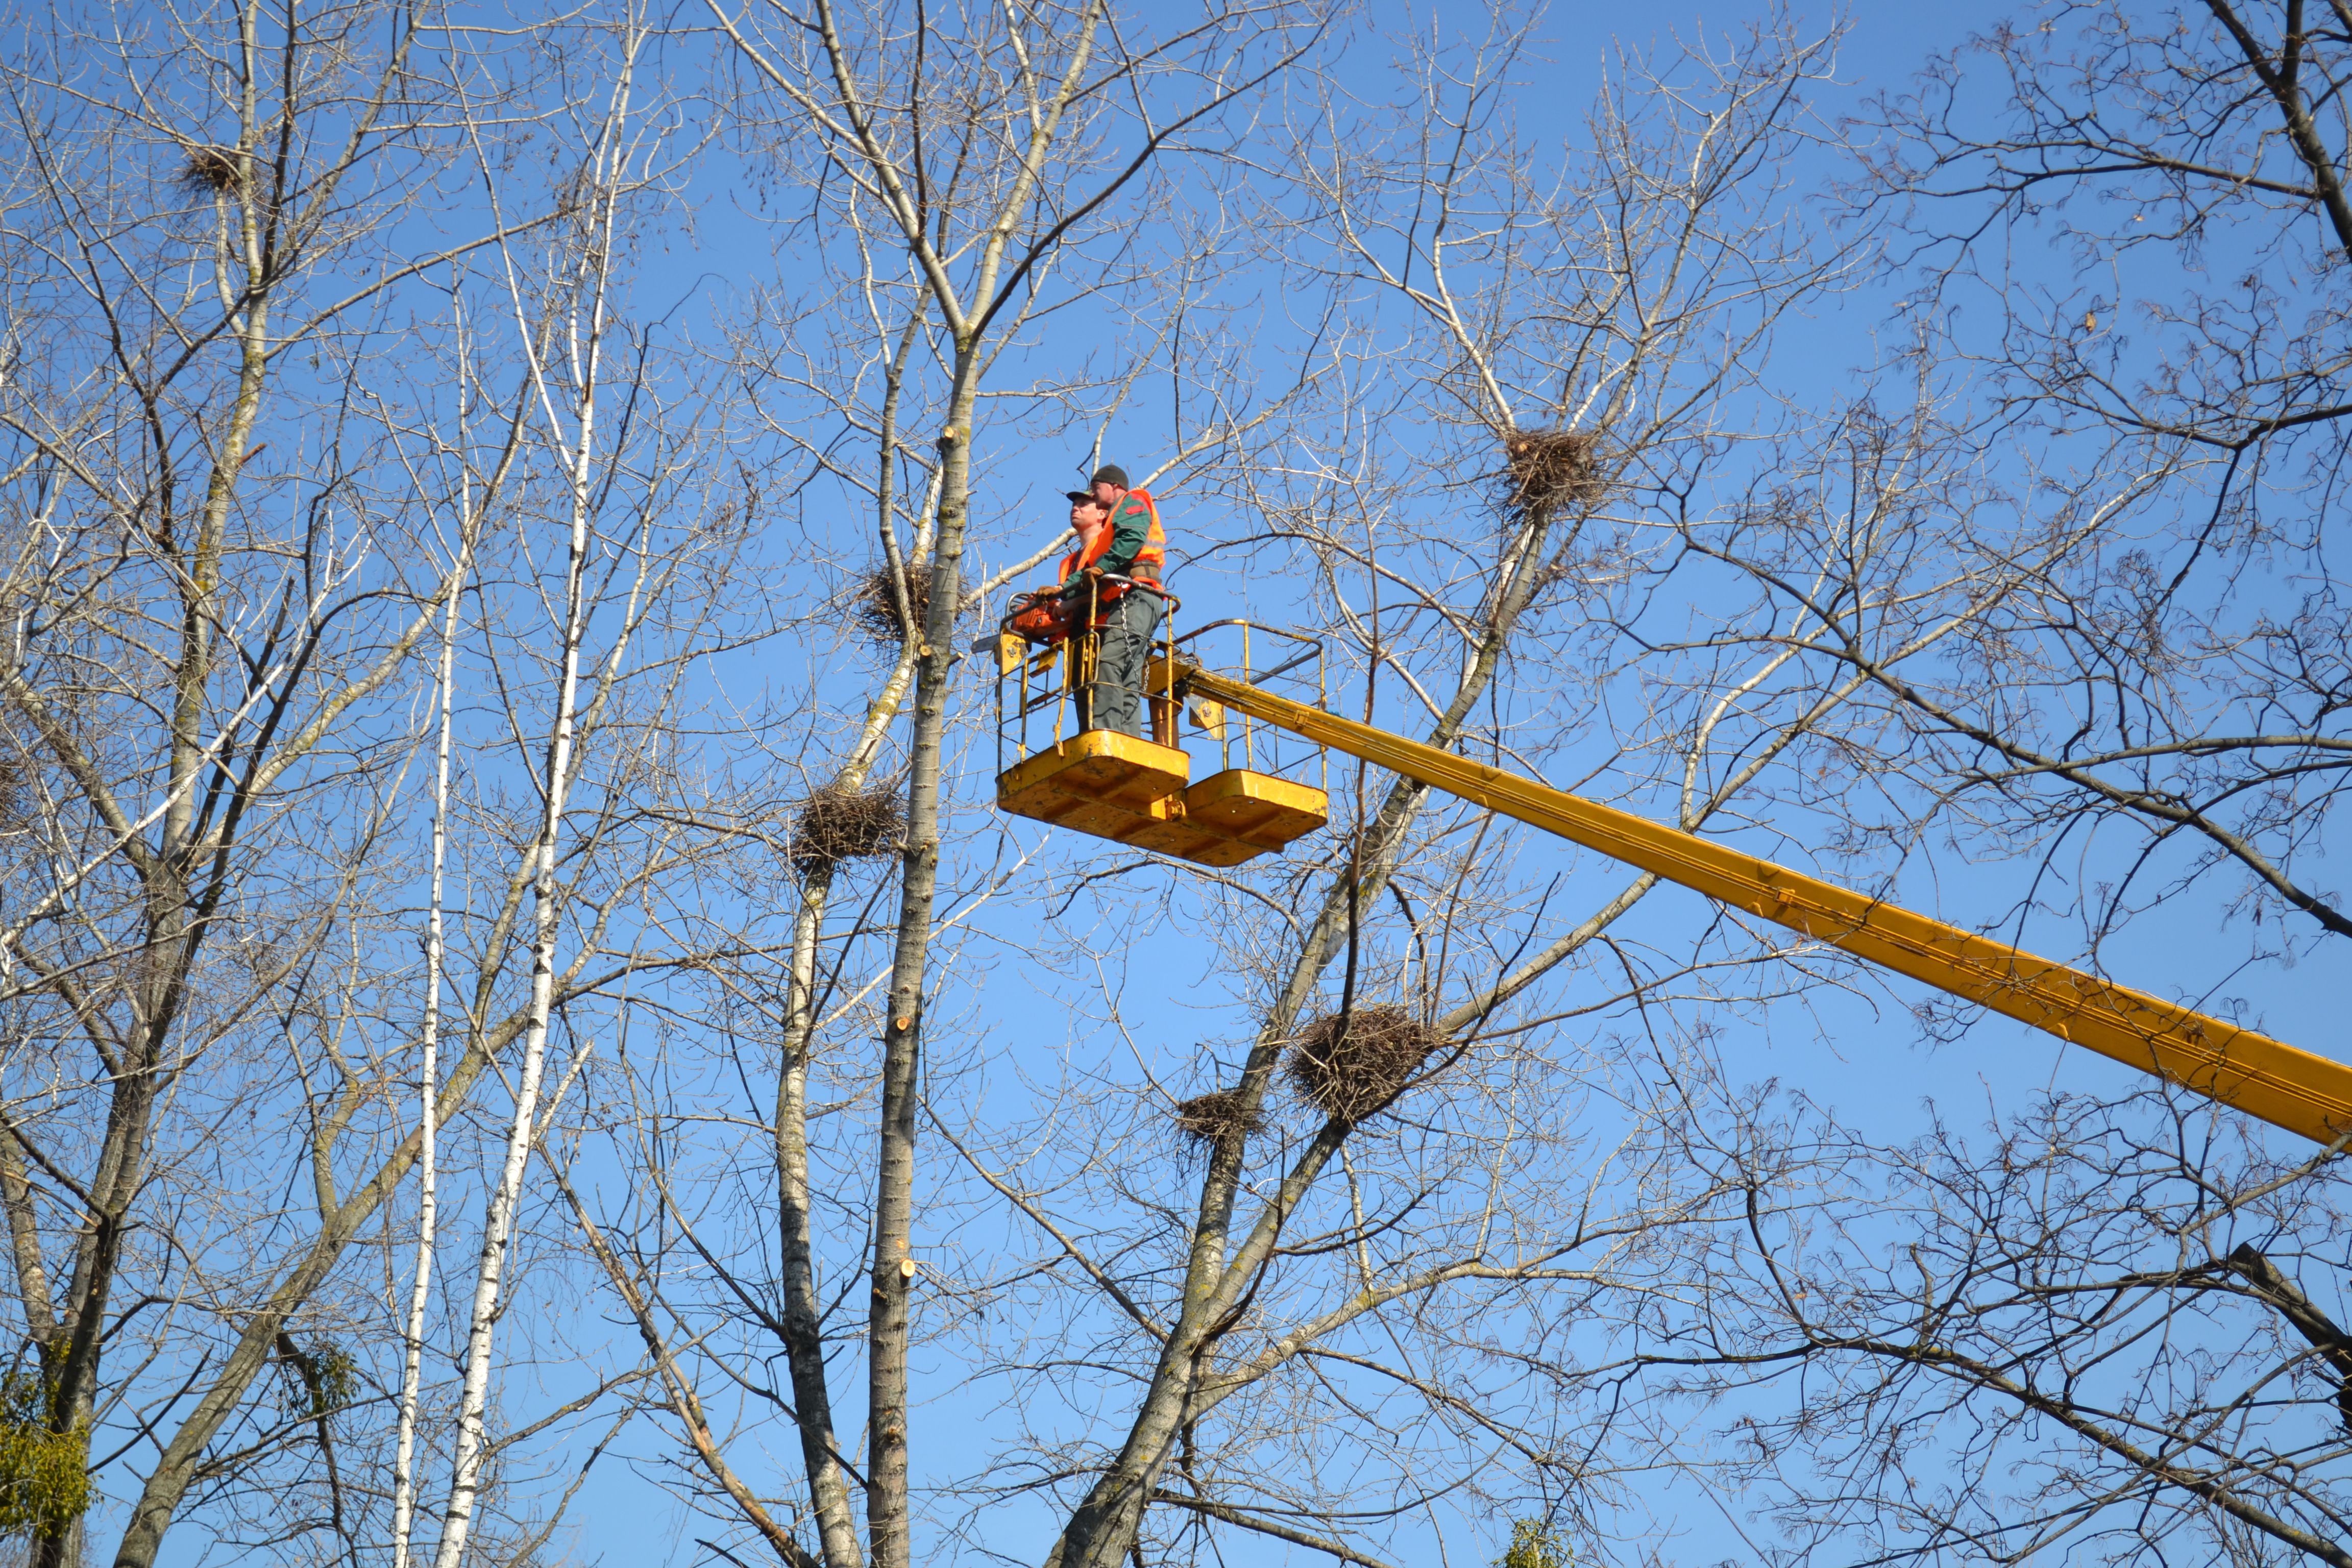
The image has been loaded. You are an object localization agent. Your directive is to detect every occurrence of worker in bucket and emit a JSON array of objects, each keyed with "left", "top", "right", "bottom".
[{"left": 1057, "top": 462, "right": 1166, "bottom": 737}]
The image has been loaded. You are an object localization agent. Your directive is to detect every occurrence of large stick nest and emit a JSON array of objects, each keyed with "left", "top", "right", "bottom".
[
  {"left": 1172, "top": 1087, "right": 1263, "bottom": 1148},
  {"left": 851, "top": 562, "right": 934, "bottom": 647},
  {"left": 790, "top": 782, "right": 904, "bottom": 875},
  {"left": 181, "top": 144, "right": 244, "bottom": 193},
  {"left": 1286, "top": 1004, "right": 1437, "bottom": 1122},
  {"left": 1501, "top": 428, "right": 1603, "bottom": 518}
]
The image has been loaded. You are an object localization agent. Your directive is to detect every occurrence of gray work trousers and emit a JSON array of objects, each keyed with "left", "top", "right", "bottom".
[{"left": 1077, "top": 589, "right": 1162, "bottom": 738}]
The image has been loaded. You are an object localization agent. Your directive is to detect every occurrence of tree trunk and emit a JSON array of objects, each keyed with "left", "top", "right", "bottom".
[
  {"left": 1045, "top": 498, "right": 1560, "bottom": 1568},
  {"left": 391, "top": 512, "right": 468, "bottom": 1568},
  {"left": 430, "top": 190, "right": 618, "bottom": 1568},
  {"left": 865, "top": 361, "right": 978, "bottom": 1568}
]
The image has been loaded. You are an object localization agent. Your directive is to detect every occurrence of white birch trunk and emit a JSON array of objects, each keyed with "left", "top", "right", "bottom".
[
  {"left": 391, "top": 399, "right": 477, "bottom": 1568},
  {"left": 432, "top": 52, "right": 633, "bottom": 1568},
  {"left": 429, "top": 388, "right": 593, "bottom": 1568}
]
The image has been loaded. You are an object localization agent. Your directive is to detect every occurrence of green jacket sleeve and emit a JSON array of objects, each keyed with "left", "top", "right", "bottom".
[{"left": 1097, "top": 495, "right": 1152, "bottom": 576}]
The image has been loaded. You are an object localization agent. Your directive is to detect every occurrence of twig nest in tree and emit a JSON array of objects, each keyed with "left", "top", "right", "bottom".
[
  {"left": 181, "top": 144, "right": 243, "bottom": 192},
  {"left": 1501, "top": 428, "right": 1602, "bottom": 518},
  {"left": 1173, "top": 1086, "right": 1263, "bottom": 1147},
  {"left": 790, "top": 783, "right": 904, "bottom": 875},
  {"left": 1286, "top": 1004, "right": 1436, "bottom": 1122},
  {"left": 852, "top": 562, "right": 934, "bottom": 647}
]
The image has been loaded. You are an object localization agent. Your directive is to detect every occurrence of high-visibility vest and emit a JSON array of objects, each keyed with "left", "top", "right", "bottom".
[{"left": 1059, "top": 489, "right": 1165, "bottom": 590}]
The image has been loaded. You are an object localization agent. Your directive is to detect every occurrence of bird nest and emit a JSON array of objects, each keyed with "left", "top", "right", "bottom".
[
  {"left": 1172, "top": 1086, "right": 1263, "bottom": 1148},
  {"left": 851, "top": 562, "right": 934, "bottom": 647},
  {"left": 790, "top": 782, "right": 904, "bottom": 874},
  {"left": 181, "top": 144, "right": 243, "bottom": 193},
  {"left": 1501, "top": 428, "right": 1602, "bottom": 519},
  {"left": 1286, "top": 1004, "right": 1436, "bottom": 1122}
]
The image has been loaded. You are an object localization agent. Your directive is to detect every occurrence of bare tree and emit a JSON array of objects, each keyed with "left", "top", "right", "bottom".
[
  {"left": 1842, "top": 0, "right": 2352, "bottom": 952},
  {"left": 704, "top": 10, "right": 1330, "bottom": 1560},
  {"left": 0, "top": 6, "right": 533, "bottom": 1561},
  {"left": 1548, "top": 6, "right": 2352, "bottom": 1564},
  {"left": 915, "top": 20, "right": 1943, "bottom": 1568},
  {"left": 427, "top": 28, "right": 670, "bottom": 1568},
  {"left": 25, "top": 3, "right": 2341, "bottom": 1565},
  {"left": 0, "top": 6, "right": 755, "bottom": 1565},
  {"left": 533, "top": 4, "right": 1335, "bottom": 1567},
  {"left": 1637, "top": 1088, "right": 2352, "bottom": 1568}
]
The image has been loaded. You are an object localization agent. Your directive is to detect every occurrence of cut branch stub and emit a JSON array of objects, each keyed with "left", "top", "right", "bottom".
[
  {"left": 1500, "top": 428, "right": 1602, "bottom": 519},
  {"left": 1172, "top": 1086, "right": 1263, "bottom": 1148},
  {"left": 852, "top": 562, "right": 934, "bottom": 647},
  {"left": 1286, "top": 1004, "right": 1437, "bottom": 1122},
  {"left": 180, "top": 144, "right": 243, "bottom": 192},
  {"left": 790, "top": 783, "right": 905, "bottom": 875}
]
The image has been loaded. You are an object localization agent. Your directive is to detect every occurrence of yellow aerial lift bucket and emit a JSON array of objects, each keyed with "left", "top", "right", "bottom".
[{"left": 989, "top": 587, "right": 1328, "bottom": 868}]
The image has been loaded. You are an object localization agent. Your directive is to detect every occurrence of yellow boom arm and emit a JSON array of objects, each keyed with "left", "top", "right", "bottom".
[{"left": 1181, "top": 663, "right": 2352, "bottom": 1146}]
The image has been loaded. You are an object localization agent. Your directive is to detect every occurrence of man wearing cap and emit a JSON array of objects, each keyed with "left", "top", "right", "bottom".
[{"left": 1057, "top": 463, "right": 1166, "bottom": 737}]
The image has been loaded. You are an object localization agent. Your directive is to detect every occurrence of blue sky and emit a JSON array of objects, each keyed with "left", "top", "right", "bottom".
[
  {"left": 577, "top": 4, "right": 2349, "bottom": 1566},
  {"left": 119, "top": 3, "right": 2350, "bottom": 1565}
]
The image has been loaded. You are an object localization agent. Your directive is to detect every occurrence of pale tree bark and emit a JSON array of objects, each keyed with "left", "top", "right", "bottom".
[
  {"left": 808, "top": 18, "right": 1108, "bottom": 1553},
  {"left": 771, "top": 310, "right": 941, "bottom": 1568},
  {"left": 389, "top": 498, "right": 462, "bottom": 1568},
  {"left": 0, "top": 6, "right": 573, "bottom": 1563},
  {"left": 432, "top": 38, "right": 650, "bottom": 1568},
  {"left": 700, "top": 4, "right": 1324, "bottom": 1562},
  {"left": 0, "top": 4, "right": 744, "bottom": 1564}
]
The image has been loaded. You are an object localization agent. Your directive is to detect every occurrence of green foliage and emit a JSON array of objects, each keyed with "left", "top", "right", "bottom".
[
  {"left": 278, "top": 1335, "right": 358, "bottom": 1420},
  {"left": 307, "top": 1340, "right": 358, "bottom": 1416},
  {"left": 0, "top": 1371, "right": 90, "bottom": 1540},
  {"left": 1498, "top": 1520, "right": 1572, "bottom": 1568}
]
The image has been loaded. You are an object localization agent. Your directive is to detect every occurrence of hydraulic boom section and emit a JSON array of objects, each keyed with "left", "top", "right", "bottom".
[{"left": 1176, "top": 660, "right": 2352, "bottom": 1148}]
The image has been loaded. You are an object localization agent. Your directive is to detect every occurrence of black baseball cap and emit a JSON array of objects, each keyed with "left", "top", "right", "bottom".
[{"left": 1063, "top": 488, "right": 1095, "bottom": 503}]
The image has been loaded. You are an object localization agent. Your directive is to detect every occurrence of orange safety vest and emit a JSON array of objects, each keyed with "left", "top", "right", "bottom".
[{"left": 1058, "top": 489, "right": 1166, "bottom": 591}]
